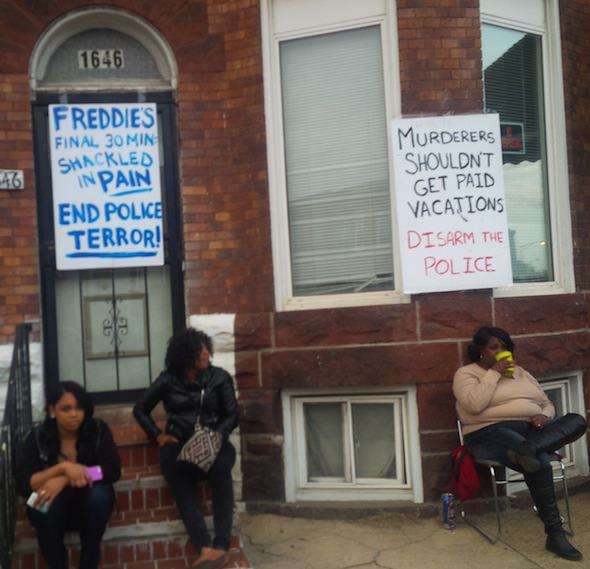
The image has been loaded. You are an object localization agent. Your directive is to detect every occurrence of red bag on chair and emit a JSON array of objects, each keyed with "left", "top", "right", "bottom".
[{"left": 449, "top": 444, "right": 481, "bottom": 501}]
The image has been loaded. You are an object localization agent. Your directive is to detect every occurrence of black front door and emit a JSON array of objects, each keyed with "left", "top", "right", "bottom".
[{"left": 33, "top": 92, "right": 184, "bottom": 402}]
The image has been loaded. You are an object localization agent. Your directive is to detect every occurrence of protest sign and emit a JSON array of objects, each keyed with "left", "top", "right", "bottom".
[
  {"left": 391, "top": 113, "right": 513, "bottom": 294},
  {"left": 49, "top": 103, "right": 163, "bottom": 270}
]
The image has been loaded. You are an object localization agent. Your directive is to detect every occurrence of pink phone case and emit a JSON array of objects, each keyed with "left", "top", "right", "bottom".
[{"left": 86, "top": 465, "right": 103, "bottom": 482}]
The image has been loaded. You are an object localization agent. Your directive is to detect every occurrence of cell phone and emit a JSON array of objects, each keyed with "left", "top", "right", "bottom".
[
  {"left": 86, "top": 465, "right": 103, "bottom": 482},
  {"left": 27, "top": 491, "right": 50, "bottom": 513}
]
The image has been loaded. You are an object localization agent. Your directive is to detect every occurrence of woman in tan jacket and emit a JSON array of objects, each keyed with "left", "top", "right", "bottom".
[{"left": 454, "top": 326, "right": 586, "bottom": 561}]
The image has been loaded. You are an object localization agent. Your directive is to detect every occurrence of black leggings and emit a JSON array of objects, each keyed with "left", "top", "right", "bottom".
[
  {"left": 160, "top": 441, "right": 236, "bottom": 552},
  {"left": 27, "top": 484, "right": 114, "bottom": 569}
]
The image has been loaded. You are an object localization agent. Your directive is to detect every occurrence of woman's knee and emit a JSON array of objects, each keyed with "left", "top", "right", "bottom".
[{"left": 83, "top": 485, "right": 114, "bottom": 517}]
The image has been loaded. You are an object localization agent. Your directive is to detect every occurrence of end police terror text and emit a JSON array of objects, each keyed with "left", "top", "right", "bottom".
[{"left": 58, "top": 200, "right": 162, "bottom": 251}]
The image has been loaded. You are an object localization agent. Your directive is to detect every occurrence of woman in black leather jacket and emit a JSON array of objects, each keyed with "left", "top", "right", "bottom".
[
  {"left": 133, "top": 328, "right": 238, "bottom": 569},
  {"left": 17, "top": 381, "right": 121, "bottom": 569}
]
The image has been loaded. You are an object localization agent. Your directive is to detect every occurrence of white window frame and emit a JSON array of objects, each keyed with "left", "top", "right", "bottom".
[
  {"left": 282, "top": 386, "right": 423, "bottom": 502},
  {"left": 481, "top": 0, "right": 575, "bottom": 298},
  {"left": 507, "top": 372, "right": 588, "bottom": 490},
  {"left": 261, "top": 0, "right": 408, "bottom": 312}
]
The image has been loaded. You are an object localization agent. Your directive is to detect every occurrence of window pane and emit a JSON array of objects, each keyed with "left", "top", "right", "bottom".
[
  {"left": 482, "top": 24, "right": 553, "bottom": 283},
  {"left": 351, "top": 403, "right": 396, "bottom": 479},
  {"left": 543, "top": 386, "right": 568, "bottom": 457},
  {"left": 304, "top": 403, "right": 345, "bottom": 479},
  {"left": 544, "top": 387, "right": 566, "bottom": 417},
  {"left": 280, "top": 26, "right": 394, "bottom": 296}
]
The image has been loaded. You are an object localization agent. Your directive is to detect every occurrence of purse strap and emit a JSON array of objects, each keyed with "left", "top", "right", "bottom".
[{"left": 194, "top": 386, "right": 205, "bottom": 431}]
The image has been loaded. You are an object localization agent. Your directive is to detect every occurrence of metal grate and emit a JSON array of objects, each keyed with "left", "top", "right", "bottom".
[{"left": 0, "top": 323, "right": 33, "bottom": 569}]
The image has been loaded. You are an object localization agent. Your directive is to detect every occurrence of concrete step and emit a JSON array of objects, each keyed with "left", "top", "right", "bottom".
[{"left": 14, "top": 528, "right": 251, "bottom": 569}]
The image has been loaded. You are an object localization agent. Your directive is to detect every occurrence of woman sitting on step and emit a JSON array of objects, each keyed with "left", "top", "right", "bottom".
[
  {"left": 17, "top": 381, "right": 121, "bottom": 569},
  {"left": 133, "top": 328, "right": 239, "bottom": 569},
  {"left": 454, "top": 326, "right": 587, "bottom": 561}
]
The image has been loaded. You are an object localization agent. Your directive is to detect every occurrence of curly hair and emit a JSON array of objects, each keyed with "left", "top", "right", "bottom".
[
  {"left": 165, "top": 328, "right": 213, "bottom": 378},
  {"left": 467, "top": 326, "right": 515, "bottom": 362}
]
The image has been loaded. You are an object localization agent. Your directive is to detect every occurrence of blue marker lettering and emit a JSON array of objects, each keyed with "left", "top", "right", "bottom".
[
  {"left": 52, "top": 106, "right": 69, "bottom": 132},
  {"left": 68, "top": 230, "right": 85, "bottom": 250}
]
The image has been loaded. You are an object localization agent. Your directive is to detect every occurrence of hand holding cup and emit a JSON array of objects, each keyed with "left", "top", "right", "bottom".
[{"left": 494, "top": 350, "right": 515, "bottom": 377}]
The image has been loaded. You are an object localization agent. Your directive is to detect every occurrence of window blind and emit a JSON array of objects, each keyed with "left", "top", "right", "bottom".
[
  {"left": 482, "top": 24, "right": 553, "bottom": 283},
  {"left": 280, "top": 26, "right": 394, "bottom": 296}
]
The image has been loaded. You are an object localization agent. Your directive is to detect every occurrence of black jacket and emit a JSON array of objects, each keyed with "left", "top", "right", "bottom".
[
  {"left": 133, "top": 365, "right": 239, "bottom": 443},
  {"left": 16, "top": 417, "right": 121, "bottom": 497}
]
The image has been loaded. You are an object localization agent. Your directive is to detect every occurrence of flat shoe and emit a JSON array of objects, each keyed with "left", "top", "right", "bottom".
[{"left": 192, "top": 552, "right": 229, "bottom": 569}]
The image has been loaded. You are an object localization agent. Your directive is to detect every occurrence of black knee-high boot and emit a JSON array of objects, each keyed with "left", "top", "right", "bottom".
[
  {"left": 508, "top": 414, "right": 587, "bottom": 473},
  {"left": 525, "top": 468, "right": 582, "bottom": 561}
]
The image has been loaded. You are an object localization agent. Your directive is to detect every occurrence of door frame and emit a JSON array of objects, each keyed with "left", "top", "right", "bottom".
[{"left": 32, "top": 91, "right": 185, "bottom": 403}]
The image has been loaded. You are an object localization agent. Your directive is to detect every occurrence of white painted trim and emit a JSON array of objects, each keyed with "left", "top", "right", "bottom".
[
  {"left": 261, "top": 0, "right": 407, "bottom": 312},
  {"left": 29, "top": 7, "right": 177, "bottom": 91},
  {"left": 281, "top": 386, "right": 423, "bottom": 503},
  {"left": 484, "top": 1, "right": 575, "bottom": 298}
]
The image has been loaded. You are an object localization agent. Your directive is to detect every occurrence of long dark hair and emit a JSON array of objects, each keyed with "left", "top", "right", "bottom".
[
  {"left": 467, "top": 326, "right": 514, "bottom": 362},
  {"left": 165, "top": 328, "right": 213, "bottom": 378},
  {"left": 40, "top": 381, "right": 97, "bottom": 461}
]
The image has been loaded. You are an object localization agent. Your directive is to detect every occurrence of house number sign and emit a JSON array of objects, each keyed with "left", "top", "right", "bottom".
[
  {"left": 0, "top": 169, "right": 24, "bottom": 190},
  {"left": 78, "top": 49, "right": 124, "bottom": 70}
]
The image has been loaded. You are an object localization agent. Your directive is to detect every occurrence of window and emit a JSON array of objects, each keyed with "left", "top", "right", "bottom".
[
  {"left": 282, "top": 388, "right": 423, "bottom": 502},
  {"left": 480, "top": 0, "right": 574, "bottom": 296},
  {"left": 507, "top": 373, "right": 588, "bottom": 487},
  {"left": 540, "top": 377, "right": 585, "bottom": 467},
  {"left": 262, "top": 0, "right": 403, "bottom": 311}
]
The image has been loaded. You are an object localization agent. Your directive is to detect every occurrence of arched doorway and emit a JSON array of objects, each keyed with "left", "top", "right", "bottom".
[{"left": 30, "top": 8, "right": 184, "bottom": 401}]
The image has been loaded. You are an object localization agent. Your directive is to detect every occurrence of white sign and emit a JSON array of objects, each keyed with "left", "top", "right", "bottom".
[
  {"left": 391, "top": 114, "right": 513, "bottom": 294},
  {"left": 0, "top": 169, "right": 23, "bottom": 189},
  {"left": 49, "top": 103, "right": 163, "bottom": 270}
]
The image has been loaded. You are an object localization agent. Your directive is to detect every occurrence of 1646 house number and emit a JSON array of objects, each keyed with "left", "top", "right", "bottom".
[{"left": 78, "top": 49, "right": 124, "bottom": 70}]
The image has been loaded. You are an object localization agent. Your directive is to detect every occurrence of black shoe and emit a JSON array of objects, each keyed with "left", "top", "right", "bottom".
[{"left": 546, "top": 532, "right": 583, "bottom": 561}]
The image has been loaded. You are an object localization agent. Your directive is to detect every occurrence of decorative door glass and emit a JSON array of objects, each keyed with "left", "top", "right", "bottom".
[{"left": 55, "top": 267, "right": 172, "bottom": 392}]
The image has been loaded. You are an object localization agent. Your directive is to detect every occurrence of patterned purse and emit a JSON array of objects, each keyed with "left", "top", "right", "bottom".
[{"left": 177, "top": 388, "right": 222, "bottom": 472}]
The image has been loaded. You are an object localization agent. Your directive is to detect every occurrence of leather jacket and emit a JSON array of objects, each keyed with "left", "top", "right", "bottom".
[
  {"left": 16, "top": 418, "right": 121, "bottom": 497},
  {"left": 133, "top": 365, "right": 239, "bottom": 443}
]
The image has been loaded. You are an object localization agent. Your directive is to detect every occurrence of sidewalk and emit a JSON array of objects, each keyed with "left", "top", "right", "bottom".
[{"left": 240, "top": 492, "right": 590, "bottom": 569}]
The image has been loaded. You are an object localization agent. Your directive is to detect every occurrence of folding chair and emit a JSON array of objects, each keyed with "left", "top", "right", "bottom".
[{"left": 456, "top": 420, "right": 572, "bottom": 544}]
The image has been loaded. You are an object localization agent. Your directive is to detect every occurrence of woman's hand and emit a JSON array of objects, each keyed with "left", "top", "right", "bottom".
[
  {"left": 491, "top": 359, "right": 515, "bottom": 375},
  {"left": 61, "top": 461, "right": 91, "bottom": 487},
  {"left": 35, "top": 476, "right": 68, "bottom": 508},
  {"left": 530, "top": 414, "right": 550, "bottom": 429},
  {"left": 156, "top": 433, "right": 179, "bottom": 447}
]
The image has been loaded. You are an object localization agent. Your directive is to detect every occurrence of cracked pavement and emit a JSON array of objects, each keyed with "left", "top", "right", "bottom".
[{"left": 240, "top": 491, "right": 590, "bottom": 568}]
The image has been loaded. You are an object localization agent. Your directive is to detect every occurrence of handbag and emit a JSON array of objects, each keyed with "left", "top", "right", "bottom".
[
  {"left": 177, "top": 387, "right": 222, "bottom": 472},
  {"left": 448, "top": 444, "right": 481, "bottom": 501}
]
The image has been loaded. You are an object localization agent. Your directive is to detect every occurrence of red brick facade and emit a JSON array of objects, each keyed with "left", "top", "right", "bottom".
[{"left": 0, "top": 0, "right": 589, "bottom": 507}]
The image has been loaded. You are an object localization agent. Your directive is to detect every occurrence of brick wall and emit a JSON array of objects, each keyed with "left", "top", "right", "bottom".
[
  {"left": 0, "top": 0, "right": 588, "bottom": 506},
  {"left": 560, "top": 0, "right": 590, "bottom": 291}
]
